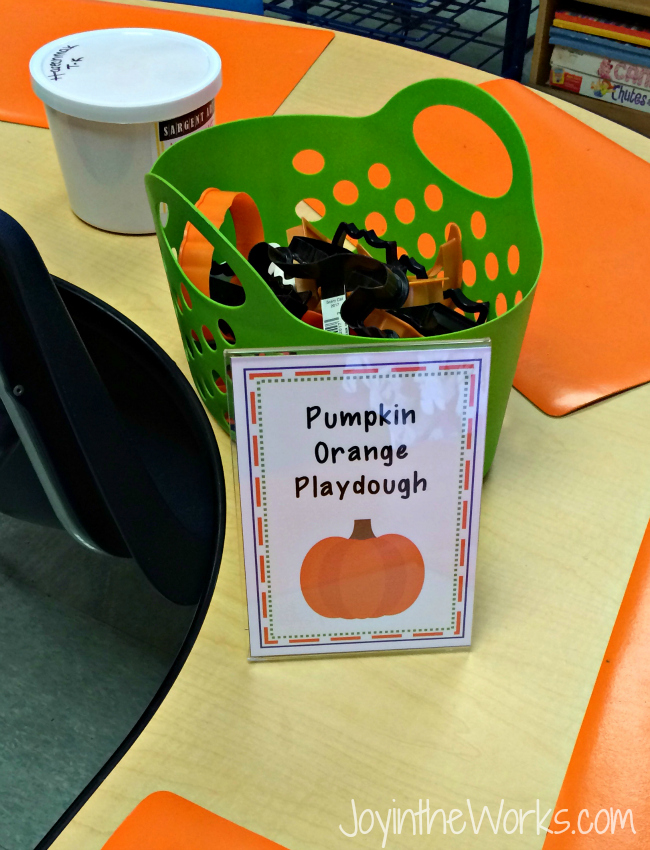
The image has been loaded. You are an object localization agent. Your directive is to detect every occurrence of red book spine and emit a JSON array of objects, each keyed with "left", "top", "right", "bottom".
[{"left": 555, "top": 10, "right": 650, "bottom": 42}]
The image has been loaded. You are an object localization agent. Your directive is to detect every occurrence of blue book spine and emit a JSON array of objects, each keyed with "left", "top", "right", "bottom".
[{"left": 549, "top": 26, "right": 650, "bottom": 69}]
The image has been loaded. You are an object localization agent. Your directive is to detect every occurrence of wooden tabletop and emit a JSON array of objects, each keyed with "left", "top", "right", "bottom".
[{"left": 2, "top": 3, "right": 650, "bottom": 848}]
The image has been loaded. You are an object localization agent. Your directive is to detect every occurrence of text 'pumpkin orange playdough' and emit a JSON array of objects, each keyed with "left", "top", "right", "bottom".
[{"left": 300, "top": 519, "right": 424, "bottom": 619}]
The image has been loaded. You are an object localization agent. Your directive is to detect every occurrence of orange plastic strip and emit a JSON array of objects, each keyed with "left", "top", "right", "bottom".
[
  {"left": 179, "top": 188, "right": 265, "bottom": 296},
  {"left": 103, "top": 791, "right": 289, "bottom": 849},
  {"left": 0, "top": 0, "right": 333, "bottom": 128},
  {"left": 543, "top": 520, "right": 650, "bottom": 847}
]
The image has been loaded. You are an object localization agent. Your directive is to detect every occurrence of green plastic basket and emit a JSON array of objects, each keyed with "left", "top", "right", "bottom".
[{"left": 146, "top": 78, "right": 542, "bottom": 472}]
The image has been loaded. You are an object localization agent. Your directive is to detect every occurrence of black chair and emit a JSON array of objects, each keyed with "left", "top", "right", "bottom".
[
  {"left": 0, "top": 209, "right": 226, "bottom": 848},
  {"left": 0, "top": 209, "right": 226, "bottom": 604}
]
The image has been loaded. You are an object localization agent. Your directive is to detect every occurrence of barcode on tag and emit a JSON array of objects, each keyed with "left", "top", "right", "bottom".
[{"left": 321, "top": 294, "right": 349, "bottom": 335}]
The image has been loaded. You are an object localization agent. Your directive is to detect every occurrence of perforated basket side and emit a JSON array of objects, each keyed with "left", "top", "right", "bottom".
[{"left": 146, "top": 79, "right": 542, "bottom": 470}]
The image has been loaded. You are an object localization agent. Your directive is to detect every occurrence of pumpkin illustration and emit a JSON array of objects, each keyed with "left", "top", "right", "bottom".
[{"left": 300, "top": 519, "right": 425, "bottom": 619}]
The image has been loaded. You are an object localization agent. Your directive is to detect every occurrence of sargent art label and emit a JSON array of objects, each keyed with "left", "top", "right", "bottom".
[
  {"left": 154, "top": 99, "right": 215, "bottom": 157},
  {"left": 230, "top": 344, "right": 490, "bottom": 658}
]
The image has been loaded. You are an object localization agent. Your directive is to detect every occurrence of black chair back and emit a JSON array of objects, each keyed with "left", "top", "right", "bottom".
[{"left": 0, "top": 208, "right": 225, "bottom": 604}]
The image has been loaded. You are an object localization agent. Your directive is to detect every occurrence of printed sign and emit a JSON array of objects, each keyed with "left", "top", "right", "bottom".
[{"left": 230, "top": 343, "right": 490, "bottom": 659}]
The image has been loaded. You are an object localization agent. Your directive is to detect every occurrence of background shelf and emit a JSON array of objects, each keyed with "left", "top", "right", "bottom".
[
  {"left": 265, "top": 0, "right": 540, "bottom": 80},
  {"left": 530, "top": 0, "right": 650, "bottom": 136}
]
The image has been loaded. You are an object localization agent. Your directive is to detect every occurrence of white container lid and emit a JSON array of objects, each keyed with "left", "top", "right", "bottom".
[{"left": 30, "top": 28, "right": 222, "bottom": 124}]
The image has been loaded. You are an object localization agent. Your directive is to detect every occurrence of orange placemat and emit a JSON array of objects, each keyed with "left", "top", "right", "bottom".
[
  {"left": 542, "top": 519, "right": 650, "bottom": 847},
  {"left": 103, "top": 791, "right": 289, "bottom": 849},
  {"left": 479, "top": 79, "right": 650, "bottom": 416},
  {"left": 0, "top": 0, "right": 333, "bottom": 128},
  {"left": 427, "top": 79, "right": 650, "bottom": 415}
]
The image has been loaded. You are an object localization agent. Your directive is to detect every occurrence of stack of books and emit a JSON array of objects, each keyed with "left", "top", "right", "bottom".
[{"left": 548, "top": 6, "right": 650, "bottom": 114}]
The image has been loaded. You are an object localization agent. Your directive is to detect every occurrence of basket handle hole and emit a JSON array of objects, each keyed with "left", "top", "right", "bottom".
[
  {"left": 296, "top": 198, "right": 326, "bottom": 222},
  {"left": 202, "top": 325, "right": 218, "bottom": 350},
  {"left": 462, "top": 259, "right": 477, "bottom": 287},
  {"left": 218, "top": 319, "right": 236, "bottom": 345},
  {"left": 413, "top": 106, "right": 512, "bottom": 198},
  {"left": 209, "top": 256, "right": 246, "bottom": 307},
  {"left": 333, "top": 181, "right": 358, "bottom": 206},
  {"left": 201, "top": 376, "right": 214, "bottom": 398},
  {"left": 213, "top": 371, "right": 227, "bottom": 394},
  {"left": 293, "top": 149, "right": 325, "bottom": 174},
  {"left": 181, "top": 283, "right": 193, "bottom": 310},
  {"left": 191, "top": 329, "right": 203, "bottom": 354},
  {"left": 508, "top": 245, "right": 520, "bottom": 275},
  {"left": 485, "top": 252, "right": 499, "bottom": 281}
]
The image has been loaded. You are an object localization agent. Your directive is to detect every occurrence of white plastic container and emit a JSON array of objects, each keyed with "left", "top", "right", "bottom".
[{"left": 30, "top": 29, "right": 222, "bottom": 234}]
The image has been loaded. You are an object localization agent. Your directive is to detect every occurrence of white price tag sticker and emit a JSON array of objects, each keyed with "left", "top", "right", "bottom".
[{"left": 320, "top": 294, "right": 349, "bottom": 335}]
